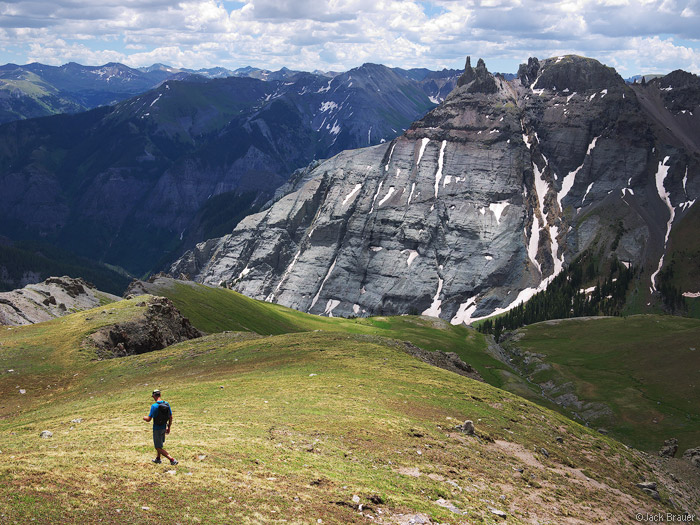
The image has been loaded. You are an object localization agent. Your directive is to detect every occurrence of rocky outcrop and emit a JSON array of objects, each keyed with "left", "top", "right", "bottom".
[
  {"left": 683, "top": 447, "right": 700, "bottom": 468},
  {"left": 401, "top": 341, "right": 483, "bottom": 382},
  {"left": 457, "top": 57, "right": 497, "bottom": 94},
  {"left": 88, "top": 296, "right": 201, "bottom": 358},
  {"left": 0, "top": 276, "right": 120, "bottom": 325},
  {"left": 172, "top": 56, "right": 699, "bottom": 323},
  {"left": 660, "top": 438, "right": 679, "bottom": 458}
]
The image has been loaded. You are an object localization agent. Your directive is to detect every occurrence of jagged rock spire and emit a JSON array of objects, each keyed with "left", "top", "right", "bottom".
[
  {"left": 457, "top": 56, "right": 497, "bottom": 93},
  {"left": 458, "top": 56, "right": 476, "bottom": 87},
  {"left": 517, "top": 57, "right": 541, "bottom": 87}
]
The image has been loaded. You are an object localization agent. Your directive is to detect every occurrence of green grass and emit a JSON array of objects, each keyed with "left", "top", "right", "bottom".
[
  {"left": 0, "top": 300, "right": 673, "bottom": 523},
  {"left": 140, "top": 280, "right": 510, "bottom": 387},
  {"left": 510, "top": 315, "right": 700, "bottom": 452}
]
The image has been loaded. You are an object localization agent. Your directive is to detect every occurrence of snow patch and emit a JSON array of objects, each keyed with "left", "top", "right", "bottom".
[
  {"left": 407, "top": 182, "right": 416, "bottom": 206},
  {"left": 488, "top": 201, "right": 509, "bottom": 225},
  {"left": 319, "top": 101, "right": 338, "bottom": 113},
  {"left": 317, "top": 79, "right": 333, "bottom": 93},
  {"left": 434, "top": 140, "right": 447, "bottom": 199},
  {"left": 558, "top": 136, "right": 599, "bottom": 209},
  {"left": 422, "top": 278, "right": 444, "bottom": 318},
  {"left": 417, "top": 138, "right": 430, "bottom": 166},
  {"left": 651, "top": 157, "right": 674, "bottom": 291},
  {"left": 324, "top": 299, "right": 340, "bottom": 317},
  {"left": 528, "top": 220, "right": 542, "bottom": 274},
  {"left": 342, "top": 184, "right": 362, "bottom": 206},
  {"left": 385, "top": 142, "right": 397, "bottom": 172},
  {"left": 369, "top": 181, "right": 383, "bottom": 213},
  {"left": 377, "top": 186, "right": 396, "bottom": 207},
  {"left": 310, "top": 258, "right": 337, "bottom": 310},
  {"left": 402, "top": 249, "right": 419, "bottom": 266}
]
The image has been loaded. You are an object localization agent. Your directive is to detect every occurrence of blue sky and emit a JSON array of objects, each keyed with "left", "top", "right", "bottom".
[{"left": 0, "top": 0, "right": 699, "bottom": 75}]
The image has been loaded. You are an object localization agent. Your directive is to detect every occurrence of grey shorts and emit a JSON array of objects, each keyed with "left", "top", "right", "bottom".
[{"left": 153, "top": 428, "right": 166, "bottom": 449}]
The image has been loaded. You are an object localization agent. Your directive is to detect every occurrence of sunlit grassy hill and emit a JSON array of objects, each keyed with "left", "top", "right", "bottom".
[
  {"left": 0, "top": 290, "right": 689, "bottom": 523},
  {"left": 501, "top": 316, "right": 700, "bottom": 453}
]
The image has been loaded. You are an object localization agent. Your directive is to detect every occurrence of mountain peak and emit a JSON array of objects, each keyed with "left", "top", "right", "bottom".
[{"left": 522, "top": 54, "right": 625, "bottom": 92}]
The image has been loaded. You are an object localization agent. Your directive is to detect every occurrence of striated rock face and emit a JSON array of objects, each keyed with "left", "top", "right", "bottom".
[
  {"left": 0, "top": 276, "right": 120, "bottom": 325},
  {"left": 172, "top": 55, "right": 700, "bottom": 324}
]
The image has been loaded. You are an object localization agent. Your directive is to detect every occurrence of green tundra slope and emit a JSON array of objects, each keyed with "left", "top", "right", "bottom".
[
  {"left": 127, "top": 278, "right": 512, "bottom": 387},
  {"left": 0, "top": 295, "right": 694, "bottom": 523},
  {"left": 500, "top": 316, "right": 700, "bottom": 453}
]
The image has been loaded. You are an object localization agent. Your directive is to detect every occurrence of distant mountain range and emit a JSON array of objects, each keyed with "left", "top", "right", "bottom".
[
  {"left": 0, "top": 60, "right": 462, "bottom": 124},
  {"left": 0, "top": 62, "right": 453, "bottom": 288}
]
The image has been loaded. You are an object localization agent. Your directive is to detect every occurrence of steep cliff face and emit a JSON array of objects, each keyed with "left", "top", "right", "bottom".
[{"left": 173, "top": 55, "right": 700, "bottom": 323}]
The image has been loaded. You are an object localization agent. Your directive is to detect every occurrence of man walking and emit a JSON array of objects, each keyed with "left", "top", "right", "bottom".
[{"left": 143, "top": 389, "right": 178, "bottom": 465}]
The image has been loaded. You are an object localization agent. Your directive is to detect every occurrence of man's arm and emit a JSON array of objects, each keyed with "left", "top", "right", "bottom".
[
  {"left": 166, "top": 412, "right": 173, "bottom": 434},
  {"left": 144, "top": 403, "right": 156, "bottom": 422}
]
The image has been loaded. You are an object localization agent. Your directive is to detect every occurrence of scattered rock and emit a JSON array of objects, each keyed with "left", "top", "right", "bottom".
[
  {"left": 39, "top": 430, "right": 53, "bottom": 439},
  {"left": 555, "top": 436, "right": 564, "bottom": 444},
  {"left": 434, "top": 498, "right": 462, "bottom": 514},
  {"left": 636, "top": 481, "right": 657, "bottom": 490},
  {"left": 636, "top": 481, "right": 661, "bottom": 500},
  {"left": 352, "top": 495, "right": 360, "bottom": 504},
  {"left": 369, "top": 494, "right": 385, "bottom": 504},
  {"left": 540, "top": 448, "right": 550, "bottom": 458},
  {"left": 19, "top": 389, "right": 26, "bottom": 394},
  {"left": 455, "top": 420, "right": 475, "bottom": 435},
  {"left": 197, "top": 454, "right": 206, "bottom": 461},
  {"left": 165, "top": 470, "right": 176, "bottom": 475},
  {"left": 489, "top": 507, "right": 508, "bottom": 519},
  {"left": 71, "top": 418, "right": 83, "bottom": 424},
  {"left": 597, "top": 428, "right": 609, "bottom": 435},
  {"left": 659, "top": 438, "right": 679, "bottom": 458}
]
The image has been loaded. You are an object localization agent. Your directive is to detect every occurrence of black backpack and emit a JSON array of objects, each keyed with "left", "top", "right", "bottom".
[{"left": 154, "top": 401, "right": 170, "bottom": 426}]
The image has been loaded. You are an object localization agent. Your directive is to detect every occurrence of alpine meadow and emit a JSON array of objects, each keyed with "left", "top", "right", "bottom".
[{"left": 1, "top": 1, "right": 700, "bottom": 523}]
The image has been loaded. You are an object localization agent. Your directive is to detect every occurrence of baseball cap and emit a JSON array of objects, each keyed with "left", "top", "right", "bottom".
[{"left": 152, "top": 389, "right": 161, "bottom": 396}]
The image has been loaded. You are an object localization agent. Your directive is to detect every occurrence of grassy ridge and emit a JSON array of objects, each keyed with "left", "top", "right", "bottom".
[
  {"left": 137, "top": 280, "right": 509, "bottom": 387},
  {"left": 0, "top": 299, "right": 671, "bottom": 523},
  {"left": 510, "top": 315, "right": 700, "bottom": 452}
]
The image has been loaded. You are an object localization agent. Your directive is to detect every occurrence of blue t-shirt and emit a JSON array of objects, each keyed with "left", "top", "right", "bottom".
[{"left": 149, "top": 400, "right": 171, "bottom": 430}]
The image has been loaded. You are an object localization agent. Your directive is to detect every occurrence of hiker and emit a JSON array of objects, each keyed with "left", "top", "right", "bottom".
[{"left": 143, "top": 389, "right": 178, "bottom": 465}]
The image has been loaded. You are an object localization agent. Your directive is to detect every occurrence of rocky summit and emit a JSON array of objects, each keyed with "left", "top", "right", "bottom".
[{"left": 173, "top": 55, "right": 699, "bottom": 323}]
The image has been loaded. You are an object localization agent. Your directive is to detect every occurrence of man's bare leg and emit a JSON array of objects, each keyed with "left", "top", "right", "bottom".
[{"left": 156, "top": 447, "right": 174, "bottom": 462}]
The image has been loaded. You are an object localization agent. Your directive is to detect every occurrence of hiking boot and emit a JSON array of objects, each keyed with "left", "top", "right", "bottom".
[
  {"left": 152, "top": 458, "right": 162, "bottom": 464},
  {"left": 170, "top": 459, "right": 178, "bottom": 466}
]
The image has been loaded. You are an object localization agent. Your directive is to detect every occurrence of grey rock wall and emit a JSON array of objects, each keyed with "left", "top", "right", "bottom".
[{"left": 173, "top": 55, "right": 700, "bottom": 324}]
